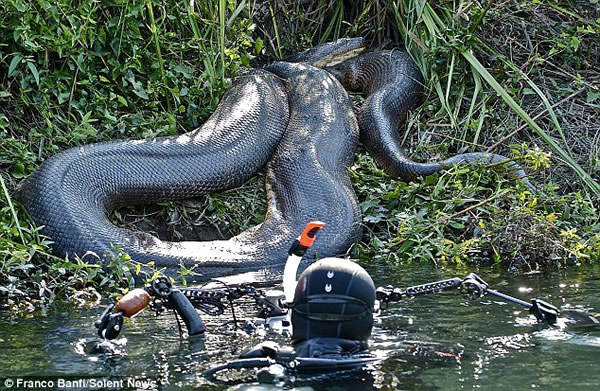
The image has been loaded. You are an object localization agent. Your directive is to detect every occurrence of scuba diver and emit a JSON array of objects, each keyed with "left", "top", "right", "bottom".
[
  {"left": 222, "top": 256, "right": 381, "bottom": 383},
  {"left": 93, "top": 221, "right": 600, "bottom": 384}
]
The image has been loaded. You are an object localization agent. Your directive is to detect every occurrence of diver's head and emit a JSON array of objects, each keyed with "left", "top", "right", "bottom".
[{"left": 291, "top": 258, "right": 376, "bottom": 344}]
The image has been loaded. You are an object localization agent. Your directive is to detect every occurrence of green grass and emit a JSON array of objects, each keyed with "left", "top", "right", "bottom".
[{"left": 1, "top": 0, "right": 599, "bottom": 307}]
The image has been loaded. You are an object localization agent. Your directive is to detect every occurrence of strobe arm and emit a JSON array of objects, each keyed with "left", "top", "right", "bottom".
[
  {"left": 376, "top": 277, "right": 463, "bottom": 303},
  {"left": 94, "top": 304, "right": 124, "bottom": 340},
  {"left": 376, "top": 273, "right": 559, "bottom": 325},
  {"left": 460, "top": 273, "right": 559, "bottom": 325},
  {"left": 94, "top": 222, "right": 325, "bottom": 340}
]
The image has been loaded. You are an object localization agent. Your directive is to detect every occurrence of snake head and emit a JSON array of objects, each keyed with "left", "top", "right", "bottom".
[{"left": 283, "top": 37, "right": 366, "bottom": 68}]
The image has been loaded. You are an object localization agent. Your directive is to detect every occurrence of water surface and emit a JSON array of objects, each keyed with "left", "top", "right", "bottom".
[{"left": 1, "top": 263, "right": 599, "bottom": 390}]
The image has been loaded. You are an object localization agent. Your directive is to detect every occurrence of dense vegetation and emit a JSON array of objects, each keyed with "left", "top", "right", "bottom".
[{"left": 1, "top": 0, "right": 599, "bottom": 310}]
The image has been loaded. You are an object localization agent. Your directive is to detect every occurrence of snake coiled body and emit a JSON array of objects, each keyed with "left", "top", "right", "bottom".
[
  {"left": 16, "top": 39, "right": 536, "bottom": 278},
  {"left": 17, "top": 64, "right": 360, "bottom": 278}
]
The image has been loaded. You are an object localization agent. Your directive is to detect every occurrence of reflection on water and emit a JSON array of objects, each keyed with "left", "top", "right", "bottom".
[{"left": 1, "top": 263, "right": 599, "bottom": 390}]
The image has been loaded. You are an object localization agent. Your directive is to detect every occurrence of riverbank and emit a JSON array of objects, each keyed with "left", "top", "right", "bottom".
[{"left": 1, "top": 1, "right": 599, "bottom": 307}]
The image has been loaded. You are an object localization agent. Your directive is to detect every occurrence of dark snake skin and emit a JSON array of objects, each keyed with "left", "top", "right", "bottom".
[
  {"left": 16, "top": 39, "right": 536, "bottom": 279},
  {"left": 327, "top": 50, "right": 538, "bottom": 191},
  {"left": 16, "top": 63, "right": 360, "bottom": 278}
]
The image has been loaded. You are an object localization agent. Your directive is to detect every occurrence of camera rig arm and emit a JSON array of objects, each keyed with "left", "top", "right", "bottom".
[
  {"left": 95, "top": 271, "right": 562, "bottom": 341},
  {"left": 376, "top": 272, "right": 559, "bottom": 325}
]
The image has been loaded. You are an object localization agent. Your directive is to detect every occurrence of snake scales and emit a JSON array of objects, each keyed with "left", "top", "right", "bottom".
[{"left": 16, "top": 38, "right": 535, "bottom": 279}]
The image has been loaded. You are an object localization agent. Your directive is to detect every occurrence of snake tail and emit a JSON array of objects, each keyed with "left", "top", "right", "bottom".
[{"left": 328, "top": 50, "right": 540, "bottom": 193}]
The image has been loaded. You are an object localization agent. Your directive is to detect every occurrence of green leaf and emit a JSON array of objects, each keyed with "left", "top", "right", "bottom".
[
  {"left": 449, "top": 221, "right": 465, "bottom": 230},
  {"left": 241, "top": 53, "right": 250, "bottom": 67},
  {"left": 81, "top": 111, "right": 93, "bottom": 123},
  {"left": 0, "top": 91, "right": 11, "bottom": 98},
  {"left": 14, "top": 0, "right": 28, "bottom": 12},
  {"left": 58, "top": 92, "right": 70, "bottom": 104},
  {"left": 173, "top": 64, "right": 194, "bottom": 78},
  {"left": 133, "top": 86, "right": 149, "bottom": 100},
  {"left": 8, "top": 54, "right": 22, "bottom": 77},
  {"left": 254, "top": 38, "right": 264, "bottom": 54},
  {"left": 587, "top": 90, "right": 600, "bottom": 103},
  {"left": 0, "top": 114, "right": 9, "bottom": 128},
  {"left": 523, "top": 88, "right": 535, "bottom": 95},
  {"left": 364, "top": 214, "right": 384, "bottom": 224},
  {"left": 26, "top": 62, "right": 40, "bottom": 85},
  {"left": 132, "top": 80, "right": 149, "bottom": 100},
  {"left": 11, "top": 163, "right": 25, "bottom": 178},
  {"left": 104, "top": 109, "right": 117, "bottom": 123}
]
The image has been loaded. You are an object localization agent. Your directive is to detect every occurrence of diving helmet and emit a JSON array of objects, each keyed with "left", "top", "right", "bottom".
[{"left": 291, "top": 257, "right": 376, "bottom": 343}]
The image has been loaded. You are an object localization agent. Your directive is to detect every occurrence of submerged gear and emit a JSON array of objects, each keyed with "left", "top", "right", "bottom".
[
  {"left": 292, "top": 257, "right": 376, "bottom": 343},
  {"left": 206, "top": 338, "right": 379, "bottom": 382},
  {"left": 294, "top": 337, "right": 369, "bottom": 358}
]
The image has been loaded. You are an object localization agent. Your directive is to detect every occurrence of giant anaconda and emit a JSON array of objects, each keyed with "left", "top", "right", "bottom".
[{"left": 16, "top": 38, "right": 535, "bottom": 279}]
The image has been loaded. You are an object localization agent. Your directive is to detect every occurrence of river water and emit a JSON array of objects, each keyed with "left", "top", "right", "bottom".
[{"left": 1, "top": 262, "right": 599, "bottom": 390}]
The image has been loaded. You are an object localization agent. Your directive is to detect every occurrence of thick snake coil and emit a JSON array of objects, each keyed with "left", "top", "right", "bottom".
[
  {"left": 16, "top": 39, "right": 535, "bottom": 279},
  {"left": 16, "top": 63, "right": 360, "bottom": 278}
]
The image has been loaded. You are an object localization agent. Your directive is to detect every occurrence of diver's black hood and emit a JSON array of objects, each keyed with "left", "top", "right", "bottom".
[{"left": 292, "top": 258, "right": 376, "bottom": 343}]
